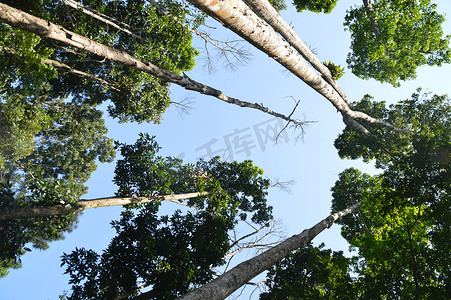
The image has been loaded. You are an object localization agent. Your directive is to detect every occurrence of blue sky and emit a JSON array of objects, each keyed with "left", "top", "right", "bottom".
[{"left": 1, "top": 0, "right": 451, "bottom": 299}]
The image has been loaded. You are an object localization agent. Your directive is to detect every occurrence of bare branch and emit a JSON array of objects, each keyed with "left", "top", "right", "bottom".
[
  {"left": 226, "top": 219, "right": 285, "bottom": 260},
  {"left": 59, "top": 0, "right": 141, "bottom": 39},
  {"left": 170, "top": 96, "right": 194, "bottom": 118},
  {"left": 147, "top": 0, "right": 251, "bottom": 71},
  {"left": 269, "top": 178, "right": 296, "bottom": 194}
]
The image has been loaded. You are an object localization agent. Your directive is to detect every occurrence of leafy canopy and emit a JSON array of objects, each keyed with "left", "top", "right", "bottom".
[
  {"left": 0, "top": 0, "right": 202, "bottom": 276},
  {"left": 261, "top": 243, "right": 357, "bottom": 299},
  {"left": 3, "top": 0, "right": 201, "bottom": 123},
  {"left": 293, "top": 0, "right": 338, "bottom": 14},
  {"left": 345, "top": 0, "right": 451, "bottom": 86},
  {"left": 331, "top": 90, "right": 450, "bottom": 298}
]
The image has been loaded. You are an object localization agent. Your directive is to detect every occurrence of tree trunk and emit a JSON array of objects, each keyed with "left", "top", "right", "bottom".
[
  {"left": 0, "top": 192, "right": 205, "bottom": 221},
  {"left": 178, "top": 202, "right": 361, "bottom": 300},
  {"left": 243, "top": 0, "right": 349, "bottom": 105},
  {"left": 0, "top": 3, "right": 304, "bottom": 127},
  {"left": 185, "top": 0, "right": 404, "bottom": 134},
  {"left": 362, "top": 0, "right": 380, "bottom": 38}
]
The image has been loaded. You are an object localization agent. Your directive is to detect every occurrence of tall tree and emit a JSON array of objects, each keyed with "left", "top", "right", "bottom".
[
  {"left": 0, "top": 102, "right": 115, "bottom": 276},
  {"left": 0, "top": 131, "right": 273, "bottom": 276},
  {"left": 185, "top": 0, "right": 407, "bottom": 135},
  {"left": 256, "top": 96, "right": 449, "bottom": 297},
  {"left": 331, "top": 91, "right": 450, "bottom": 298},
  {"left": 243, "top": 0, "right": 349, "bottom": 104},
  {"left": 217, "top": 91, "right": 449, "bottom": 299}
]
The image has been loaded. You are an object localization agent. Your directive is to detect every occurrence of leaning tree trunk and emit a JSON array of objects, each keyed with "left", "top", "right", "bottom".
[
  {"left": 0, "top": 192, "right": 205, "bottom": 221},
  {"left": 242, "top": 0, "right": 349, "bottom": 104},
  {"left": 0, "top": 3, "right": 305, "bottom": 127},
  {"left": 178, "top": 202, "right": 361, "bottom": 300},
  {"left": 185, "top": 0, "right": 404, "bottom": 134}
]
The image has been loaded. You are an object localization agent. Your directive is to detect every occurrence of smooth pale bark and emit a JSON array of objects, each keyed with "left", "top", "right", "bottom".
[
  {"left": 243, "top": 0, "right": 349, "bottom": 104},
  {"left": 178, "top": 202, "right": 361, "bottom": 300},
  {"left": 0, "top": 192, "right": 205, "bottom": 221},
  {"left": 0, "top": 3, "right": 306, "bottom": 127},
  {"left": 185, "top": 0, "right": 405, "bottom": 134}
]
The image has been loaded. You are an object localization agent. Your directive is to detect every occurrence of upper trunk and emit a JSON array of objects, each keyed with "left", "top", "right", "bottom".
[
  {"left": 178, "top": 202, "right": 361, "bottom": 300},
  {"left": 187, "top": 0, "right": 350, "bottom": 112},
  {"left": 243, "top": 0, "right": 349, "bottom": 104},
  {"left": 185, "top": 0, "right": 405, "bottom": 134}
]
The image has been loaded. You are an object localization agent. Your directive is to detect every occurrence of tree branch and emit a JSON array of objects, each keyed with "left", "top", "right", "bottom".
[
  {"left": 59, "top": 0, "right": 141, "bottom": 39},
  {"left": 0, "top": 192, "right": 207, "bottom": 221},
  {"left": 43, "top": 58, "right": 121, "bottom": 91}
]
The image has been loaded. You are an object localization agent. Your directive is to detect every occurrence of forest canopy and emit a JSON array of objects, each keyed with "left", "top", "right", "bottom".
[{"left": 0, "top": 0, "right": 449, "bottom": 299}]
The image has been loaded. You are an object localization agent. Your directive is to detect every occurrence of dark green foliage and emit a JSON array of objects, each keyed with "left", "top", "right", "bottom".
[
  {"left": 0, "top": 180, "right": 79, "bottom": 277},
  {"left": 3, "top": 0, "right": 200, "bottom": 123},
  {"left": 335, "top": 90, "right": 450, "bottom": 169},
  {"left": 114, "top": 134, "right": 272, "bottom": 224},
  {"left": 0, "top": 25, "right": 115, "bottom": 274},
  {"left": 345, "top": 0, "right": 451, "bottom": 86},
  {"left": 330, "top": 91, "right": 450, "bottom": 298},
  {"left": 293, "top": 0, "right": 338, "bottom": 14},
  {"left": 261, "top": 243, "right": 357, "bottom": 299},
  {"left": 0, "top": 100, "right": 114, "bottom": 276},
  {"left": 62, "top": 206, "right": 230, "bottom": 299},
  {"left": 323, "top": 61, "right": 345, "bottom": 80}
]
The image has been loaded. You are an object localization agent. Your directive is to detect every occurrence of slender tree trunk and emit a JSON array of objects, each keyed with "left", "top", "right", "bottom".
[
  {"left": 362, "top": 0, "right": 380, "bottom": 38},
  {"left": 242, "top": 0, "right": 349, "bottom": 105},
  {"left": 0, "top": 192, "right": 205, "bottom": 221},
  {"left": 0, "top": 3, "right": 305, "bottom": 127},
  {"left": 178, "top": 202, "right": 361, "bottom": 300},
  {"left": 185, "top": 0, "right": 405, "bottom": 134}
]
